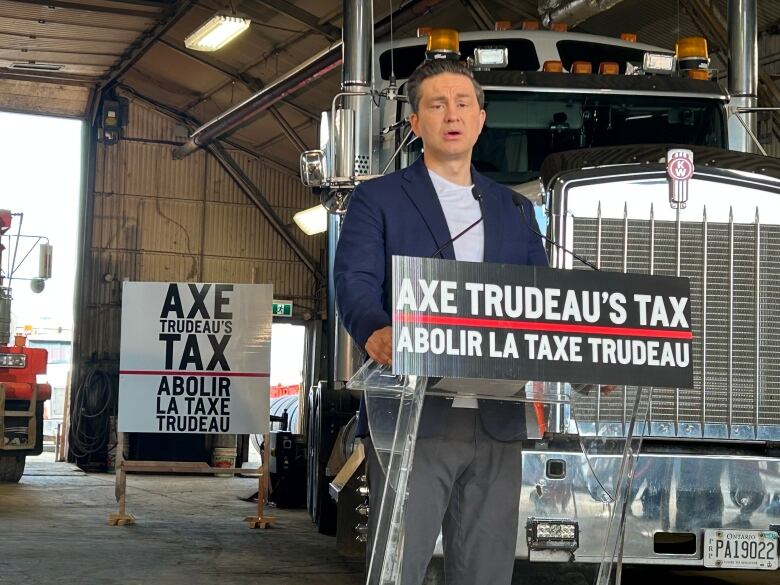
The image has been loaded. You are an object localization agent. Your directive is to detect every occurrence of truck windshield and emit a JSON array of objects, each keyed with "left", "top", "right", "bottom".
[{"left": 464, "top": 91, "right": 725, "bottom": 184}]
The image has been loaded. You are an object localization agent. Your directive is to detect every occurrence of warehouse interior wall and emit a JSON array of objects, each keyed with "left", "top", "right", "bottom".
[
  {"left": 63, "top": 98, "right": 326, "bottom": 468},
  {"left": 73, "top": 98, "right": 326, "bottom": 375}
]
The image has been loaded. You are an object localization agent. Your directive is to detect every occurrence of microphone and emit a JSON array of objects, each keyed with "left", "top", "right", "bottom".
[
  {"left": 512, "top": 192, "right": 600, "bottom": 271},
  {"left": 430, "top": 186, "right": 485, "bottom": 258}
]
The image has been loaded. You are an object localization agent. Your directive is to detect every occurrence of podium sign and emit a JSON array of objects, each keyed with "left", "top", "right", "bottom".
[{"left": 392, "top": 256, "right": 693, "bottom": 388}]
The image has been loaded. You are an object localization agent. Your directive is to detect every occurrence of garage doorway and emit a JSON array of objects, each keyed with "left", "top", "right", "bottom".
[
  {"left": 247, "top": 322, "right": 307, "bottom": 463},
  {"left": 0, "top": 111, "right": 83, "bottom": 465}
]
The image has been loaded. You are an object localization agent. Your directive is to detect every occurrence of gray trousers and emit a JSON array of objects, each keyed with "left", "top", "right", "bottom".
[{"left": 367, "top": 408, "right": 524, "bottom": 585}]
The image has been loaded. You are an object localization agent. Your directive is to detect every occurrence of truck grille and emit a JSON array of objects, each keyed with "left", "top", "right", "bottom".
[{"left": 571, "top": 214, "right": 780, "bottom": 441}]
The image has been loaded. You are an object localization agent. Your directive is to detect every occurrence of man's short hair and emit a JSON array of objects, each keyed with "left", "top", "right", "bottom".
[{"left": 406, "top": 59, "right": 485, "bottom": 114}]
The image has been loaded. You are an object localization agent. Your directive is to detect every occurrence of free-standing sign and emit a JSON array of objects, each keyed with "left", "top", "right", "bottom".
[
  {"left": 118, "top": 282, "right": 272, "bottom": 434},
  {"left": 392, "top": 256, "right": 693, "bottom": 388}
]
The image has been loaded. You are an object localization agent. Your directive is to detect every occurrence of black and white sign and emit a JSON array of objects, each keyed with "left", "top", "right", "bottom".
[
  {"left": 118, "top": 282, "right": 272, "bottom": 434},
  {"left": 392, "top": 257, "right": 693, "bottom": 388}
]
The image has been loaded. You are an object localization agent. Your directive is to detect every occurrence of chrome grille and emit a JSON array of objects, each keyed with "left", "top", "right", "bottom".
[{"left": 572, "top": 212, "right": 780, "bottom": 440}]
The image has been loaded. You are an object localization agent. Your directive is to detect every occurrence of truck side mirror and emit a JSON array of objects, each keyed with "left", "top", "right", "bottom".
[{"left": 300, "top": 150, "right": 327, "bottom": 187}]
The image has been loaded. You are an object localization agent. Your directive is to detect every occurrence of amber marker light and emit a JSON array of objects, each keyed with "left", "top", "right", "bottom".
[
  {"left": 599, "top": 61, "right": 620, "bottom": 75},
  {"left": 687, "top": 69, "right": 710, "bottom": 80},
  {"left": 571, "top": 61, "right": 592, "bottom": 74},
  {"left": 543, "top": 60, "right": 564, "bottom": 73}
]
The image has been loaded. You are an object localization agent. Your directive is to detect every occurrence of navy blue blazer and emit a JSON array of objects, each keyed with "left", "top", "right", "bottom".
[{"left": 334, "top": 157, "right": 548, "bottom": 441}]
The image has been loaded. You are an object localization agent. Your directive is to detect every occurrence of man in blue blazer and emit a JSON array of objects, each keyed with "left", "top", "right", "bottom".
[{"left": 334, "top": 58, "right": 547, "bottom": 585}]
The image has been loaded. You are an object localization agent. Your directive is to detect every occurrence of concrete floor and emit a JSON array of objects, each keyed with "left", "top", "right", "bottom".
[
  {"left": 0, "top": 458, "right": 363, "bottom": 585},
  {"left": 0, "top": 458, "right": 772, "bottom": 585}
]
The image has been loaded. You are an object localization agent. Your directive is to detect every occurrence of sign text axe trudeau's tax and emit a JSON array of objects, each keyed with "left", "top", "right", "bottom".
[{"left": 118, "top": 282, "right": 272, "bottom": 434}]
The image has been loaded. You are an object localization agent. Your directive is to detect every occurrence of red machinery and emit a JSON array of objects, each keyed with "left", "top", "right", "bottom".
[{"left": 0, "top": 210, "right": 51, "bottom": 482}]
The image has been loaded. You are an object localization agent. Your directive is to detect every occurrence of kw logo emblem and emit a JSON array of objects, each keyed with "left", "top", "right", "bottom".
[
  {"left": 667, "top": 150, "right": 694, "bottom": 181},
  {"left": 667, "top": 148, "right": 694, "bottom": 209}
]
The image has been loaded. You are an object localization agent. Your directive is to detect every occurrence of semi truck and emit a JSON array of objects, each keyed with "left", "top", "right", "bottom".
[{"left": 300, "top": 10, "right": 779, "bottom": 578}]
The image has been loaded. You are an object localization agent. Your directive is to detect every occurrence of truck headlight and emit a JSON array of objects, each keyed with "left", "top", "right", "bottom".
[
  {"left": 0, "top": 353, "right": 26, "bottom": 368},
  {"left": 526, "top": 518, "right": 579, "bottom": 550},
  {"left": 643, "top": 52, "right": 676, "bottom": 74},
  {"left": 472, "top": 47, "right": 509, "bottom": 69}
]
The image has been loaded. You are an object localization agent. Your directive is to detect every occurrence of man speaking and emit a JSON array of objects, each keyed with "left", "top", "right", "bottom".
[{"left": 334, "top": 58, "right": 547, "bottom": 584}]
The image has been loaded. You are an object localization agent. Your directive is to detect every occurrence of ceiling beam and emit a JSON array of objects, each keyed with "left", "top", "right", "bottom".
[
  {"left": 460, "top": 0, "right": 495, "bottom": 30},
  {"left": 489, "top": 0, "right": 537, "bottom": 20},
  {"left": 0, "top": 13, "right": 151, "bottom": 33},
  {"left": 98, "top": 0, "right": 175, "bottom": 8},
  {"left": 117, "top": 83, "right": 300, "bottom": 176},
  {"left": 179, "top": 3, "right": 343, "bottom": 115},
  {"left": 245, "top": 0, "right": 341, "bottom": 42},
  {"left": 208, "top": 142, "right": 324, "bottom": 283},
  {"left": 172, "top": 41, "right": 341, "bottom": 159},
  {"left": 0, "top": 28, "right": 130, "bottom": 44},
  {"left": 158, "top": 39, "right": 320, "bottom": 122},
  {"left": 0, "top": 70, "right": 95, "bottom": 86},
  {"left": 173, "top": 0, "right": 451, "bottom": 157},
  {"left": 97, "top": 0, "right": 198, "bottom": 94},
  {"left": 1, "top": 0, "right": 161, "bottom": 19},
  {"left": 254, "top": 118, "right": 313, "bottom": 151},
  {"left": 268, "top": 106, "right": 308, "bottom": 152}
]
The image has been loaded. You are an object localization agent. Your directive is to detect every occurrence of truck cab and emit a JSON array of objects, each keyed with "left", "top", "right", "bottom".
[
  {"left": 374, "top": 30, "right": 728, "bottom": 198},
  {"left": 302, "top": 27, "right": 779, "bottom": 572}
]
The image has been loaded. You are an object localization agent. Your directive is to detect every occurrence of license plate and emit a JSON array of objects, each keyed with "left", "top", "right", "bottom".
[{"left": 703, "top": 529, "right": 778, "bottom": 570}]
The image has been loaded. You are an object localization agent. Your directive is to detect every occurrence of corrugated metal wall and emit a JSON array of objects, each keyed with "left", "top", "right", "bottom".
[{"left": 80, "top": 98, "right": 325, "bottom": 361}]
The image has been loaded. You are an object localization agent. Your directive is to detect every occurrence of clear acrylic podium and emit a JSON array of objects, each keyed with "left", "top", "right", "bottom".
[{"left": 348, "top": 360, "right": 652, "bottom": 585}]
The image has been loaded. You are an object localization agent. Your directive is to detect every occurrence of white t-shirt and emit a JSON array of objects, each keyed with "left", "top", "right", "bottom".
[
  {"left": 427, "top": 168, "right": 484, "bottom": 263},
  {"left": 428, "top": 168, "right": 482, "bottom": 408}
]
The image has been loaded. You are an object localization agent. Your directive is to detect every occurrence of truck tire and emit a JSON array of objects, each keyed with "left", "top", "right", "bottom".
[
  {"left": 308, "top": 383, "right": 338, "bottom": 534},
  {"left": 0, "top": 454, "right": 25, "bottom": 483},
  {"left": 307, "top": 381, "right": 359, "bottom": 535}
]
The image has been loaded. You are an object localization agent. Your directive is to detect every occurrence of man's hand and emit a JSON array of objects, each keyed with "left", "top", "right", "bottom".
[{"left": 365, "top": 326, "right": 393, "bottom": 365}]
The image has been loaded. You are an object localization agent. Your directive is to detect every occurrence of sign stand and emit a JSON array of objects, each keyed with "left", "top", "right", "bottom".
[
  {"left": 108, "top": 431, "right": 275, "bottom": 529},
  {"left": 244, "top": 432, "right": 275, "bottom": 528},
  {"left": 112, "top": 282, "right": 276, "bottom": 529}
]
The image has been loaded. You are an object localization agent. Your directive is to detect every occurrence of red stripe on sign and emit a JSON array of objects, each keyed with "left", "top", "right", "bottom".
[
  {"left": 394, "top": 313, "right": 693, "bottom": 340},
  {"left": 119, "top": 370, "right": 270, "bottom": 377}
]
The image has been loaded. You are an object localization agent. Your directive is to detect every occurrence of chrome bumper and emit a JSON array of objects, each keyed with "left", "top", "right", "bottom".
[{"left": 431, "top": 449, "right": 780, "bottom": 565}]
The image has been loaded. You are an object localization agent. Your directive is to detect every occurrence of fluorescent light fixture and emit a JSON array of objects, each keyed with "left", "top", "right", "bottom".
[
  {"left": 293, "top": 205, "right": 328, "bottom": 235},
  {"left": 9, "top": 62, "right": 63, "bottom": 71},
  {"left": 184, "top": 14, "right": 251, "bottom": 52}
]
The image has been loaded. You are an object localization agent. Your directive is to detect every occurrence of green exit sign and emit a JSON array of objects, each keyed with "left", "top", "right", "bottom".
[{"left": 272, "top": 300, "right": 293, "bottom": 317}]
